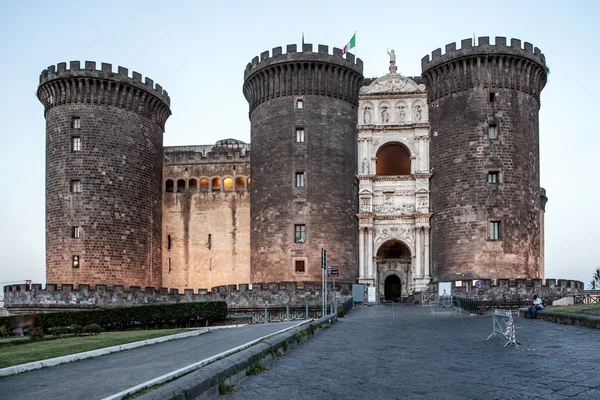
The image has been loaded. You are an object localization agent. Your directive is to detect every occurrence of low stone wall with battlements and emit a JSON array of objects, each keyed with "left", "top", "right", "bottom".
[
  {"left": 433, "top": 278, "right": 584, "bottom": 302},
  {"left": 3, "top": 282, "right": 353, "bottom": 315}
]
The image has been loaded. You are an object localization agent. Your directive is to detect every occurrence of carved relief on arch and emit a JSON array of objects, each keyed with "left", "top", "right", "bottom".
[{"left": 373, "top": 227, "right": 415, "bottom": 254}]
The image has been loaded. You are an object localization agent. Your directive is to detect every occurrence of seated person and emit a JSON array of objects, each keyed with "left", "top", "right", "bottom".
[{"left": 527, "top": 295, "right": 544, "bottom": 319}]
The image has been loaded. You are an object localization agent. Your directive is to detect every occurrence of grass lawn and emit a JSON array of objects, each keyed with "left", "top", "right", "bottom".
[
  {"left": 0, "top": 329, "right": 189, "bottom": 368},
  {"left": 548, "top": 304, "right": 600, "bottom": 316}
]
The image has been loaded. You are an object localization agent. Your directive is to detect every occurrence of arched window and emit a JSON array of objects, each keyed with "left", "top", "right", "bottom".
[
  {"left": 235, "top": 177, "right": 245, "bottom": 191},
  {"left": 165, "top": 179, "right": 174, "bottom": 193},
  {"left": 200, "top": 178, "right": 209, "bottom": 192},
  {"left": 189, "top": 179, "right": 198, "bottom": 192},
  {"left": 223, "top": 177, "right": 233, "bottom": 191},
  {"left": 177, "top": 179, "right": 186, "bottom": 193},
  {"left": 376, "top": 142, "right": 411, "bottom": 176},
  {"left": 212, "top": 177, "right": 221, "bottom": 191}
]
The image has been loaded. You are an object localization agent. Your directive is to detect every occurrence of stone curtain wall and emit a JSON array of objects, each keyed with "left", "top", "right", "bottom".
[
  {"left": 162, "top": 147, "right": 251, "bottom": 291},
  {"left": 422, "top": 37, "right": 547, "bottom": 281},
  {"left": 244, "top": 44, "right": 363, "bottom": 283},
  {"left": 440, "top": 279, "right": 583, "bottom": 302},
  {"left": 38, "top": 61, "right": 171, "bottom": 288},
  {"left": 3, "top": 282, "right": 353, "bottom": 314}
]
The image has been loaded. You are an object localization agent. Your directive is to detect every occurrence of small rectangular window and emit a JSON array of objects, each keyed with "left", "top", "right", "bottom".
[
  {"left": 489, "top": 92, "right": 496, "bottom": 103},
  {"left": 70, "top": 180, "right": 82, "bottom": 193},
  {"left": 189, "top": 153, "right": 195, "bottom": 160},
  {"left": 488, "top": 124, "right": 498, "bottom": 139},
  {"left": 71, "top": 136, "right": 81, "bottom": 152},
  {"left": 295, "top": 172, "right": 305, "bottom": 188},
  {"left": 296, "top": 128, "right": 305, "bottom": 143},
  {"left": 297, "top": 99, "right": 304, "bottom": 109},
  {"left": 294, "top": 224, "right": 306, "bottom": 243},
  {"left": 71, "top": 226, "right": 80, "bottom": 239},
  {"left": 72, "top": 255, "right": 80, "bottom": 268},
  {"left": 295, "top": 260, "right": 305, "bottom": 273},
  {"left": 487, "top": 171, "right": 499, "bottom": 184},
  {"left": 72, "top": 117, "right": 81, "bottom": 129},
  {"left": 167, "top": 235, "right": 172, "bottom": 250},
  {"left": 489, "top": 221, "right": 501, "bottom": 241}
]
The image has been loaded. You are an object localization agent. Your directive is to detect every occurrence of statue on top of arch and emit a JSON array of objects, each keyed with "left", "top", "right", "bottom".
[{"left": 387, "top": 49, "right": 398, "bottom": 74}]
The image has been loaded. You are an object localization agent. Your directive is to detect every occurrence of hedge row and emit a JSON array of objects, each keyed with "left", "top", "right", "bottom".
[{"left": 0, "top": 301, "right": 227, "bottom": 333}]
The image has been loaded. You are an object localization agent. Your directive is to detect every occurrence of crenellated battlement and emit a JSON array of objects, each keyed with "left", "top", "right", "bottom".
[
  {"left": 39, "top": 61, "right": 170, "bottom": 105},
  {"left": 421, "top": 37, "right": 548, "bottom": 102},
  {"left": 421, "top": 37, "right": 546, "bottom": 72},
  {"left": 244, "top": 43, "right": 363, "bottom": 80},
  {"left": 3, "top": 282, "right": 353, "bottom": 313},
  {"left": 163, "top": 140, "right": 251, "bottom": 165},
  {"left": 37, "top": 61, "right": 171, "bottom": 129},
  {"left": 243, "top": 43, "right": 364, "bottom": 112}
]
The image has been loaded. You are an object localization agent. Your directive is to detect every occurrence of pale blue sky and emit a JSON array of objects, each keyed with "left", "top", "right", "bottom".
[{"left": 0, "top": 0, "right": 598, "bottom": 288}]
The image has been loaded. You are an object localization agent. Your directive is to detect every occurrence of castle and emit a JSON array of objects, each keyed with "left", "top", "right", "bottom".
[{"left": 30, "top": 36, "right": 551, "bottom": 302}]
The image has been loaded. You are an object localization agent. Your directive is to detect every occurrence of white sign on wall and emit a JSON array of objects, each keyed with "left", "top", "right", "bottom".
[{"left": 368, "top": 287, "right": 377, "bottom": 303}]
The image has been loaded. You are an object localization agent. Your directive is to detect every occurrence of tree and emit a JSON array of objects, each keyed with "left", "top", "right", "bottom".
[{"left": 590, "top": 267, "right": 600, "bottom": 290}]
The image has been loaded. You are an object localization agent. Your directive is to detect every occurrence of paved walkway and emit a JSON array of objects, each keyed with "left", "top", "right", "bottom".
[
  {"left": 0, "top": 321, "right": 301, "bottom": 400},
  {"left": 227, "top": 306, "right": 600, "bottom": 400}
]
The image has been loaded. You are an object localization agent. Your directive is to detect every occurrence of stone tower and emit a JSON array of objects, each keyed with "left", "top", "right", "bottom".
[
  {"left": 37, "top": 61, "right": 171, "bottom": 288},
  {"left": 243, "top": 44, "right": 363, "bottom": 282},
  {"left": 421, "top": 37, "right": 547, "bottom": 281}
]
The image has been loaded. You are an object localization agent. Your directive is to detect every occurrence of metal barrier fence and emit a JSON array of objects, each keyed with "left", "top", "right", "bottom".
[
  {"left": 573, "top": 294, "right": 600, "bottom": 304},
  {"left": 228, "top": 306, "right": 323, "bottom": 324},
  {"left": 337, "top": 297, "right": 354, "bottom": 317}
]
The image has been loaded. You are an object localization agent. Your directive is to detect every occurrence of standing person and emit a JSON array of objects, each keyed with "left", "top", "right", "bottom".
[{"left": 528, "top": 295, "right": 544, "bottom": 319}]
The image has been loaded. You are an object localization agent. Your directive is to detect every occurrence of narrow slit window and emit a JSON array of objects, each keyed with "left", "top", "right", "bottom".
[
  {"left": 487, "top": 171, "right": 499, "bottom": 184},
  {"left": 71, "top": 226, "right": 80, "bottom": 239},
  {"left": 295, "top": 172, "right": 305, "bottom": 188},
  {"left": 70, "top": 180, "right": 82, "bottom": 193},
  {"left": 488, "top": 124, "right": 498, "bottom": 140},
  {"left": 168, "top": 258, "right": 171, "bottom": 274},
  {"left": 489, "top": 221, "right": 501, "bottom": 241},
  {"left": 167, "top": 235, "right": 172, "bottom": 250},
  {"left": 296, "top": 128, "right": 305, "bottom": 143},
  {"left": 294, "top": 224, "right": 306, "bottom": 243},
  {"left": 207, "top": 234, "right": 212, "bottom": 249},
  {"left": 71, "top": 136, "right": 81, "bottom": 152}
]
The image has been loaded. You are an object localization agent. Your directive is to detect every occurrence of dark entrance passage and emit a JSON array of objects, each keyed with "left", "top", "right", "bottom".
[{"left": 384, "top": 275, "right": 401, "bottom": 301}]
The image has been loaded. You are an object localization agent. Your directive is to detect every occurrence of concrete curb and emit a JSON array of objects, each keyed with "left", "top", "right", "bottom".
[
  {"left": 0, "top": 328, "right": 209, "bottom": 377},
  {"left": 135, "top": 314, "right": 338, "bottom": 400},
  {"left": 518, "top": 308, "right": 600, "bottom": 328}
]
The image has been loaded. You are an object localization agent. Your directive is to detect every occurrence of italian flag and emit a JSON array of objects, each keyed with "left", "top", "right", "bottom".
[{"left": 343, "top": 33, "right": 356, "bottom": 54}]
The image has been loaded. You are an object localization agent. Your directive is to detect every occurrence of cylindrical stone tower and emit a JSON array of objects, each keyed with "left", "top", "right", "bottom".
[
  {"left": 37, "top": 61, "right": 171, "bottom": 288},
  {"left": 421, "top": 37, "right": 547, "bottom": 280},
  {"left": 243, "top": 44, "right": 363, "bottom": 282}
]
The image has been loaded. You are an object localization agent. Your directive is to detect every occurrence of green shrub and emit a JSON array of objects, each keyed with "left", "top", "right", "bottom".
[
  {"left": 51, "top": 326, "right": 67, "bottom": 338},
  {"left": 0, "top": 325, "right": 11, "bottom": 338},
  {"left": 84, "top": 323, "right": 102, "bottom": 335},
  {"left": 70, "top": 324, "right": 84, "bottom": 336},
  {"left": 28, "top": 327, "right": 45, "bottom": 341},
  {"left": 218, "top": 377, "right": 236, "bottom": 394},
  {"left": 247, "top": 362, "right": 267, "bottom": 376},
  {"left": 30, "top": 301, "right": 227, "bottom": 332}
]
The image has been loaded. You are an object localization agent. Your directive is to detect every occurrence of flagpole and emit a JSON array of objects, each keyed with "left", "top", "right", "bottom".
[{"left": 354, "top": 31, "right": 357, "bottom": 58}]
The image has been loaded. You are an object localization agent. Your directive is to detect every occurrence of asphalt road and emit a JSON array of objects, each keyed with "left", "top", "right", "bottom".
[
  {"left": 0, "top": 321, "right": 302, "bottom": 400},
  {"left": 226, "top": 305, "right": 600, "bottom": 400}
]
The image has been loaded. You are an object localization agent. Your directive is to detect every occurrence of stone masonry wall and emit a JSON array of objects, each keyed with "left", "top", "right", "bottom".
[
  {"left": 162, "top": 158, "right": 250, "bottom": 291},
  {"left": 422, "top": 37, "right": 547, "bottom": 281},
  {"left": 38, "top": 61, "right": 171, "bottom": 289},
  {"left": 244, "top": 44, "right": 363, "bottom": 283},
  {"left": 3, "top": 282, "right": 352, "bottom": 314}
]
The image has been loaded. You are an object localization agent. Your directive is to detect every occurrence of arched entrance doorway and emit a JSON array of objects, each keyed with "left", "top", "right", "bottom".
[
  {"left": 384, "top": 275, "right": 401, "bottom": 301},
  {"left": 376, "top": 239, "right": 412, "bottom": 301}
]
